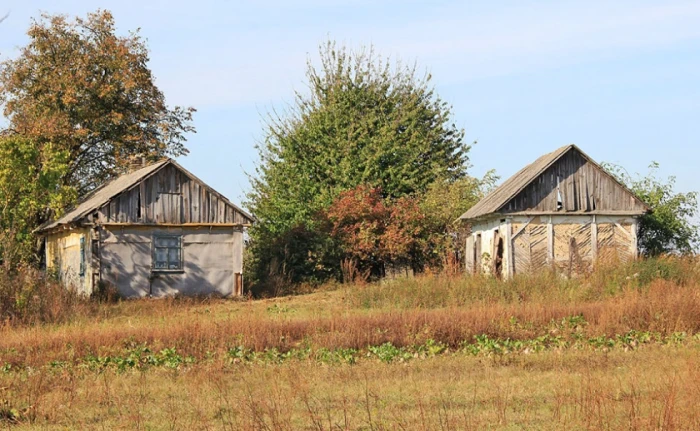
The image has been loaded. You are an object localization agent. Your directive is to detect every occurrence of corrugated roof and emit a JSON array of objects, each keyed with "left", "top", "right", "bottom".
[{"left": 37, "top": 160, "right": 170, "bottom": 232}]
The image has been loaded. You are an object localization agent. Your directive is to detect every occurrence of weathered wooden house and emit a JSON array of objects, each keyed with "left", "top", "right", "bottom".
[
  {"left": 459, "top": 145, "right": 649, "bottom": 278},
  {"left": 36, "top": 159, "right": 254, "bottom": 297}
]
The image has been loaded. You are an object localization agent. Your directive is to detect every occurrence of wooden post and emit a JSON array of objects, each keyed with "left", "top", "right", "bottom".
[
  {"left": 591, "top": 215, "right": 598, "bottom": 262},
  {"left": 631, "top": 218, "right": 639, "bottom": 258},
  {"left": 475, "top": 233, "right": 482, "bottom": 274},
  {"left": 547, "top": 215, "right": 554, "bottom": 264},
  {"left": 234, "top": 273, "right": 243, "bottom": 296},
  {"left": 465, "top": 235, "right": 475, "bottom": 274},
  {"left": 492, "top": 230, "right": 499, "bottom": 275},
  {"left": 505, "top": 218, "right": 513, "bottom": 279}
]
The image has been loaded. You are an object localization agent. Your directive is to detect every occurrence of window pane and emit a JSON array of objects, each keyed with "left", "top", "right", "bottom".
[
  {"left": 168, "top": 248, "right": 180, "bottom": 267},
  {"left": 155, "top": 248, "right": 167, "bottom": 263},
  {"left": 155, "top": 237, "right": 179, "bottom": 247}
]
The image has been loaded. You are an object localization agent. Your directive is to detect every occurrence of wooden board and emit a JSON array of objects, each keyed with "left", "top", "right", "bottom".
[
  {"left": 465, "top": 236, "right": 475, "bottom": 274},
  {"left": 597, "top": 222, "right": 633, "bottom": 264},
  {"left": 96, "top": 164, "right": 250, "bottom": 225},
  {"left": 502, "top": 149, "right": 648, "bottom": 214},
  {"left": 553, "top": 222, "right": 592, "bottom": 274},
  {"left": 529, "top": 224, "right": 548, "bottom": 271},
  {"left": 512, "top": 226, "right": 531, "bottom": 275}
]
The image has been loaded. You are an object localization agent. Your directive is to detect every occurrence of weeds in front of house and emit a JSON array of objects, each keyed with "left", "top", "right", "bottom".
[
  {"left": 349, "top": 255, "right": 700, "bottom": 309},
  {"left": 0, "top": 256, "right": 699, "bottom": 428},
  {"left": 2, "top": 340, "right": 700, "bottom": 429},
  {"left": 0, "top": 267, "right": 93, "bottom": 326}
]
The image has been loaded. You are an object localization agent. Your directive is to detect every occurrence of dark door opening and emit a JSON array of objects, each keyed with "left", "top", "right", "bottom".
[
  {"left": 475, "top": 233, "right": 482, "bottom": 272},
  {"left": 494, "top": 236, "right": 504, "bottom": 279}
]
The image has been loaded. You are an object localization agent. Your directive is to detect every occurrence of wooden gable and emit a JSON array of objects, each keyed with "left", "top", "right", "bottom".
[
  {"left": 499, "top": 147, "right": 648, "bottom": 215},
  {"left": 96, "top": 162, "right": 252, "bottom": 225}
]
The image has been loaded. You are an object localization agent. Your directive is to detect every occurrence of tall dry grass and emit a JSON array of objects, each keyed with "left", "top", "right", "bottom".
[
  {"left": 1, "top": 267, "right": 699, "bottom": 368},
  {"left": 2, "top": 346, "right": 700, "bottom": 429},
  {"left": 0, "top": 257, "right": 699, "bottom": 428},
  {"left": 0, "top": 267, "right": 95, "bottom": 326},
  {"left": 349, "top": 256, "right": 700, "bottom": 309}
]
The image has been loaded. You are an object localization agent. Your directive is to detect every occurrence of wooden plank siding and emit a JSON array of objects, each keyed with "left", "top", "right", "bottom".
[
  {"left": 500, "top": 149, "right": 647, "bottom": 215},
  {"left": 98, "top": 164, "right": 250, "bottom": 225}
]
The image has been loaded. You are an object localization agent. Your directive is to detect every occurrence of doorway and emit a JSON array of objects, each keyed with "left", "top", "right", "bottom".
[
  {"left": 494, "top": 236, "right": 504, "bottom": 279},
  {"left": 475, "top": 233, "right": 482, "bottom": 272}
]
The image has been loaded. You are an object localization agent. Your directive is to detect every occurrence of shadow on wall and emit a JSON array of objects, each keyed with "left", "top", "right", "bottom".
[{"left": 100, "top": 239, "right": 234, "bottom": 298}]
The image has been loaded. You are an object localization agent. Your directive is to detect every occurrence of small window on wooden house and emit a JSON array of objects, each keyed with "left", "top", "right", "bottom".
[{"left": 152, "top": 235, "right": 183, "bottom": 271}]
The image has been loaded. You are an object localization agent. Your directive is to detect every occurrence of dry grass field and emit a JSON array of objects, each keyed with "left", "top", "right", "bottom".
[{"left": 1, "top": 257, "right": 699, "bottom": 429}]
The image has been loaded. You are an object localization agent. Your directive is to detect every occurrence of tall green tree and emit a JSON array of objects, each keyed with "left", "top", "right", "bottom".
[
  {"left": 419, "top": 172, "right": 498, "bottom": 269},
  {"left": 0, "top": 135, "right": 74, "bottom": 268},
  {"left": 0, "top": 10, "right": 195, "bottom": 195},
  {"left": 246, "top": 42, "right": 471, "bottom": 287},
  {"left": 604, "top": 162, "right": 698, "bottom": 255}
]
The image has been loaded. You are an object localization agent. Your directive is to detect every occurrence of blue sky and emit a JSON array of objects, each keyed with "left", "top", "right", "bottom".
[{"left": 1, "top": 1, "right": 699, "bottom": 212}]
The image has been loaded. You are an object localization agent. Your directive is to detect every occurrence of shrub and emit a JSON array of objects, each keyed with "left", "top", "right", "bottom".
[{"left": 0, "top": 267, "right": 90, "bottom": 326}]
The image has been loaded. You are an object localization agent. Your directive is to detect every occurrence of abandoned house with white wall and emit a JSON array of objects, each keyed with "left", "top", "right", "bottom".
[
  {"left": 36, "top": 159, "right": 254, "bottom": 298},
  {"left": 459, "top": 145, "right": 649, "bottom": 278}
]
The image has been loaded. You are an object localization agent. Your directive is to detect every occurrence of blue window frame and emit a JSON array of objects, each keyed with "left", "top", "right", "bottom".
[{"left": 152, "top": 235, "right": 183, "bottom": 271}]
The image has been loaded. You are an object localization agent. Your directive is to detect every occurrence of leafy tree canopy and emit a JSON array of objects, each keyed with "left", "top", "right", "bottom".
[
  {"left": 246, "top": 42, "right": 472, "bottom": 286},
  {"left": 325, "top": 185, "right": 427, "bottom": 279},
  {"left": 0, "top": 10, "right": 195, "bottom": 195},
  {"left": 0, "top": 135, "right": 74, "bottom": 267},
  {"left": 604, "top": 162, "right": 698, "bottom": 256},
  {"left": 418, "top": 172, "right": 498, "bottom": 268}
]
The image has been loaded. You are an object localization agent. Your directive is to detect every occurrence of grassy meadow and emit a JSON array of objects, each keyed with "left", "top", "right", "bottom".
[{"left": 1, "top": 257, "right": 700, "bottom": 429}]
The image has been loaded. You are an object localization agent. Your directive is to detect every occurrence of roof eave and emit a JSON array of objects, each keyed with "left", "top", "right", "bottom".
[{"left": 459, "top": 209, "right": 649, "bottom": 224}]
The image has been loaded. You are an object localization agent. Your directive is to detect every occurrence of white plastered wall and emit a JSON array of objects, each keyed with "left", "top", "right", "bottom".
[
  {"left": 45, "top": 228, "right": 93, "bottom": 295},
  {"left": 99, "top": 225, "right": 244, "bottom": 298},
  {"left": 467, "top": 214, "right": 639, "bottom": 278},
  {"left": 467, "top": 217, "right": 511, "bottom": 278}
]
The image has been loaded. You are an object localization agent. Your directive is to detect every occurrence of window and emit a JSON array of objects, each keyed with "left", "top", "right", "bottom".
[{"left": 153, "top": 235, "right": 183, "bottom": 271}]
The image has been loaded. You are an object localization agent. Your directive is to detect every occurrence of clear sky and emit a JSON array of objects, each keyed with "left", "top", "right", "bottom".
[{"left": 1, "top": 1, "right": 699, "bottom": 212}]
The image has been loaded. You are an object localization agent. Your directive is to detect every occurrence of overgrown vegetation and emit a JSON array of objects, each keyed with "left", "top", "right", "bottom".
[
  {"left": 0, "top": 8, "right": 698, "bottom": 428},
  {"left": 0, "top": 257, "right": 699, "bottom": 428},
  {"left": 604, "top": 161, "right": 699, "bottom": 255},
  {"left": 245, "top": 41, "right": 491, "bottom": 293},
  {"left": 0, "top": 267, "right": 92, "bottom": 325},
  {"left": 0, "top": 9, "right": 195, "bottom": 268},
  {"left": 0, "top": 136, "right": 74, "bottom": 267}
]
